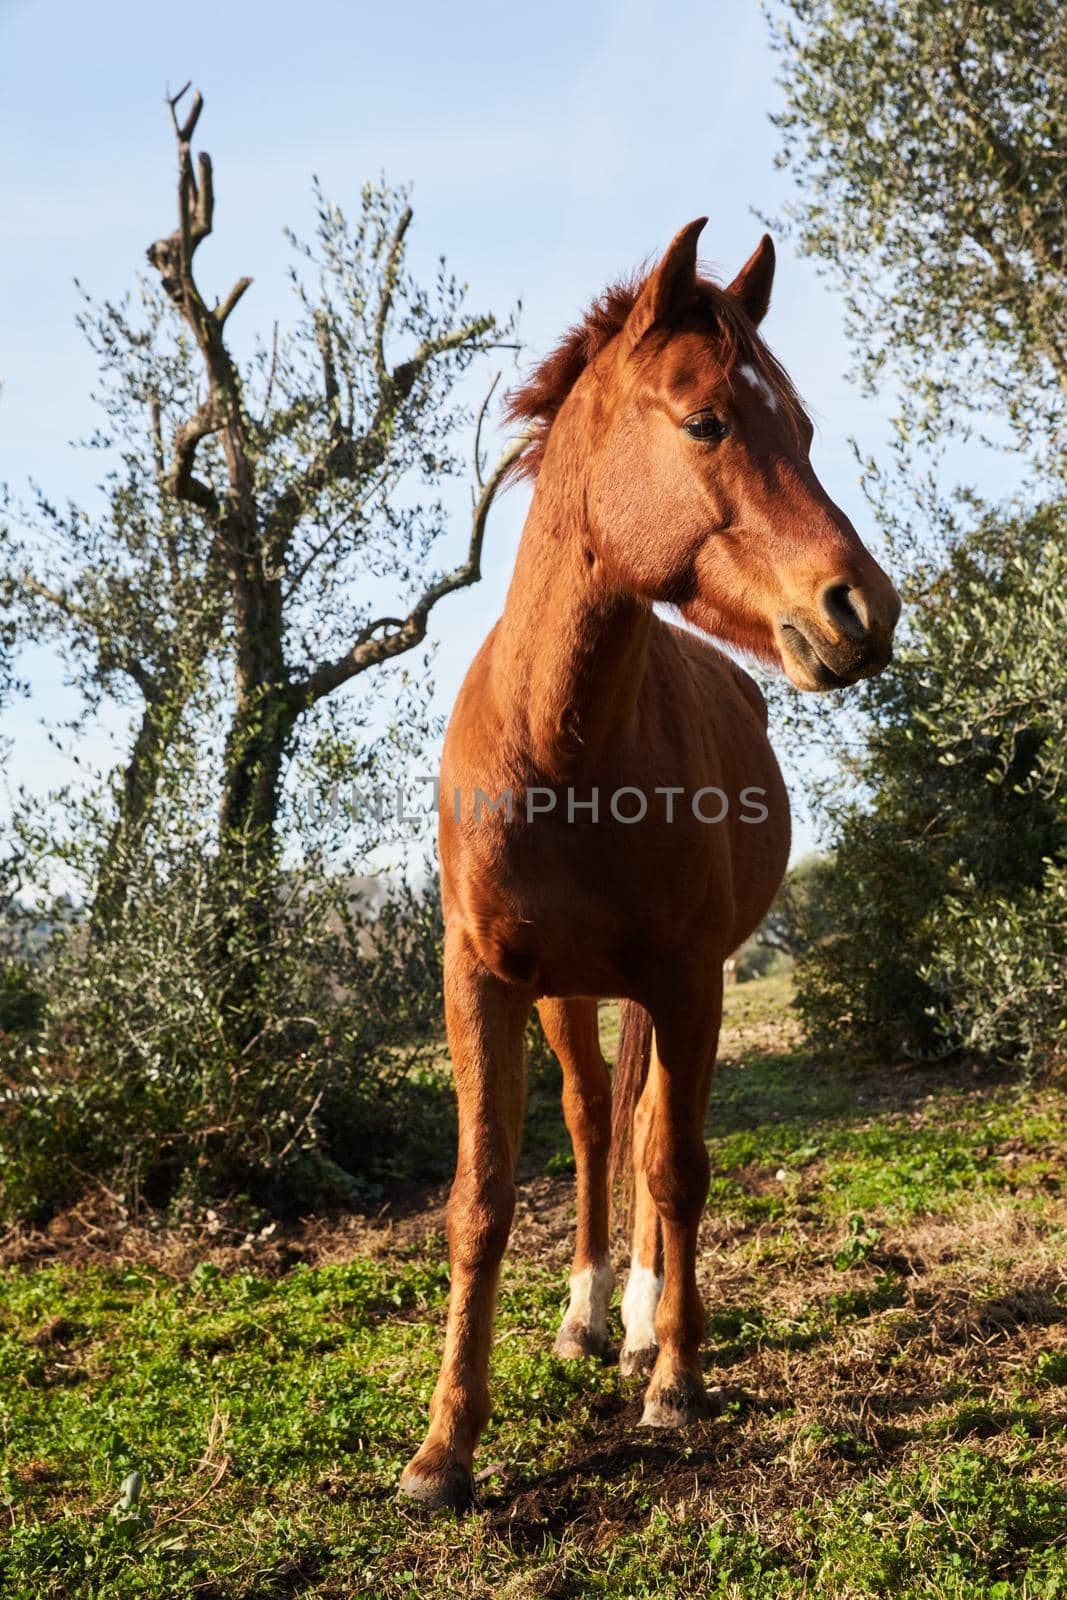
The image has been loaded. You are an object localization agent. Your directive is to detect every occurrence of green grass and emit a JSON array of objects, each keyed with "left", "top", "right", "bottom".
[{"left": 1, "top": 976, "right": 1065, "bottom": 1597}]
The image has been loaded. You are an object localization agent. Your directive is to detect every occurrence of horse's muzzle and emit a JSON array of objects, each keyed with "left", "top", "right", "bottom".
[{"left": 777, "top": 583, "right": 899, "bottom": 691}]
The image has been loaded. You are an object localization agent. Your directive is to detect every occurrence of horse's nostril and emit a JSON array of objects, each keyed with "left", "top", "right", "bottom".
[{"left": 820, "top": 582, "right": 868, "bottom": 641}]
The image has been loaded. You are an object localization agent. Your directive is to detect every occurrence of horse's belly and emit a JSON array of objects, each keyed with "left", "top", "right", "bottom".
[{"left": 447, "top": 790, "right": 788, "bottom": 1000}]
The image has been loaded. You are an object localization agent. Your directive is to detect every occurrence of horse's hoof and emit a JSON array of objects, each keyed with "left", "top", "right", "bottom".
[
  {"left": 399, "top": 1452, "right": 475, "bottom": 1513},
  {"left": 639, "top": 1376, "right": 720, "bottom": 1428},
  {"left": 554, "top": 1321, "right": 606, "bottom": 1360},
  {"left": 619, "top": 1342, "right": 658, "bottom": 1379}
]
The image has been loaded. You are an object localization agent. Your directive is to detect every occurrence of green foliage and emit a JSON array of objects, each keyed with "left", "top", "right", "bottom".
[
  {"left": 0, "top": 1253, "right": 618, "bottom": 1598},
  {"left": 0, "top": 109, "right": 515, "bottom": 1222},
  {"left": 0, "top": 959, "right": 44, "bottom": 1036},
  {"left": 705, "top": 1010, "right": 1062, "bottom": 1224},
  {"left": 768, "top": 0, "right": 1067, "bottom": 465},
  {"left": 928, "top": 865, "right": 1067, "bottom": 1069},
  {"left": 734, "top": 941, "right": 790, "bottom": 982},
  {"left": 0, "top": 867, "right": 448, "bottom": 1223},
  {"left": 831, "top": 1213, "right": 882, "bottom": 1270},
  {"left": 792, "top": 504, "right": 1066, "bottom": 1068},
  {"left": 736, "top": 857, "right": 844, "bottom": 983},
  {"left": 767, "top": 0, "right": 1067, "bottom": 1071},
  {"left": 753, "top": 852, "right": 842, "bottom": 961}
]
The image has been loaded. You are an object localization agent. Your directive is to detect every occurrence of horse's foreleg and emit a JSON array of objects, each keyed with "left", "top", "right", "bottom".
[
  {"left": 619, "top": 1103, "right": 663, "bottom": 1377},
  {"left": 639, "top": 990, "right": 720, "bottom": 1428},
  {"left": 537, "top": 997, "right": 613, "bottom": 1359},
  {"left": 400, "top": 938, "right": 530, "bottom": 1510}
]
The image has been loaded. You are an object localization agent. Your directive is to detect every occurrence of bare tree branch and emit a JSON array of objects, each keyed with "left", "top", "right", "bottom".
[
  {"left": 290, "top": 431, "right": 530, "bottom": 707},
  {"left": 257, "top": 320, "right": 280, "bottom": 428},
  {"left": 374, "top": 205, "right": 412, "bottom": 381},
  {"left": 215, "top": 276, "right": 253, "bottom": 327},
  {"left": 315, "top": 311, "right": 341, "bottom": 413},
  {"left": 167, "top": 81, "right": 202, "bottom": 144},
  {"left": 146, "top": 87, "right": 255, "bottom": 527},
  {"left": 264, "top": 314, "right": 497, "bottom": 551},
  {"left": 166, "top": 398, "right": 222, "bottom": 515},
  {"left": 473, "top": 372, "right": 501, "bottom": 493},
  {"left": 149, "top": 394, "right": 165, "bottom": 484},
  {"left": 398, "top": 320, "right": 496, "bottom": 386}
]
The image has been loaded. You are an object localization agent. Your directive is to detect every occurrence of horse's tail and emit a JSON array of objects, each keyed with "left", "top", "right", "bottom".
[{"left": 610, "top": 1000, "right": 653, "bottom": 1220}]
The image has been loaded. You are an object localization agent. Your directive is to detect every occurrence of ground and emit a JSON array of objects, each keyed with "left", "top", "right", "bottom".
[{"left": 1, "top": 975, "right": 1065, "bottom": 1598}]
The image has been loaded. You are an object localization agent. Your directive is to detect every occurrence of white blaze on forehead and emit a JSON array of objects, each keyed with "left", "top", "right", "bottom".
[
  {"left": 621, "top": 1258, "right": 663, "bottom": 1353},
  {"left": 738, "top": 361, "right": 781, "bottom": 414},
  {"left": 561, "top": 1259, "right": 613, "bottom": 1338}
]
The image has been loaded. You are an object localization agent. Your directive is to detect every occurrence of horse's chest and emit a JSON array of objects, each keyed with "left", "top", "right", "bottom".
[
  {"left": 450, "top": 804, "right": 751, "bottom": 994},
  {"left": 440, "top": 684, "right": 790, "bottom": 994}
]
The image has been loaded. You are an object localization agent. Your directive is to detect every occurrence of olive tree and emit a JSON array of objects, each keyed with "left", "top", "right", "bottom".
[
  {"left": 0, "top": 87, "right": 523, "bottom": 1216},
  {"left": 143, "top": 86, "right": 521, "bottom": 1022},
  {"left": 4, "top": 86, "right": 520, "bottom": 1026},
  {"left": 1, "top": 283, "right": 228, "bottom": 932},
  {"left": 765, "top": 1, "right": 1067, "bottom": 1069},
  {"left": 768, "top": 0, "right": 1066, "bottom": 464}
]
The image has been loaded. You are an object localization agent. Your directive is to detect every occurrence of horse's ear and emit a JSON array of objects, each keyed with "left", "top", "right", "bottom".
[
  {"left": 626, "top": 217, "right": 707, "bottom": 348},
  {"left": 726, "top": 234, "right": 775, "bottom": 326}
]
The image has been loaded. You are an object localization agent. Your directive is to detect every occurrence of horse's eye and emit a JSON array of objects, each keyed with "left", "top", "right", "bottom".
[{"left": 682, "top": 412, "right": 729, "bottom": 442}]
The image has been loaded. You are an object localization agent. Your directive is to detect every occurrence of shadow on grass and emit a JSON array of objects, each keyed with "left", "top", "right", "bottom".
[{"left": 708, "top": 1045, "right": 996, "bottom": 1139}]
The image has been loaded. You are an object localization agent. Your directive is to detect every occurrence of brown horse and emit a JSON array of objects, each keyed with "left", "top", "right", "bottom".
[{"left": 400, "top": 220, "right": 900, "bottom": 1510}]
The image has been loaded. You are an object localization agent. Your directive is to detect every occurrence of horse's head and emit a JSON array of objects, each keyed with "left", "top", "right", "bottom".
[{"left": 513, "top": 219, "right": 900, "bottom": 690}]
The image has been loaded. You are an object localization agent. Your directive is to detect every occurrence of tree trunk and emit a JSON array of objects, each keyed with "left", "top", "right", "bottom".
[
  {"left": 90, "top": 694, "right": 170, "bottom": 939},
  {"left": 214, "top": 555, "right": 294, "bottom": 1042}
]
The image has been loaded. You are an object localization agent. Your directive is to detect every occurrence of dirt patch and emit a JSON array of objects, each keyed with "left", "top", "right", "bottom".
[
  {"left": 479, "top": 1382, "right": 905, "bottom": 1553},
  {"left": 475, "top": 1266, "right": 1067, "bottom": 1556},
  {"left": 0, "top": 1166, "right": 587, "bottom": 1279},
  {"left": 2, "top": 1035, "right": 1062, "bottom": 1293}
]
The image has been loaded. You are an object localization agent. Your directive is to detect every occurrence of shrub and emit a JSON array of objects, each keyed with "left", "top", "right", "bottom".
[
  {"left": 0, "top": 862, "right": 448, "bottom": 1223},
  {"left": 794, "top": 502, "right": 1067, "bottom": 1072},
  {"left": 927, "top": 866, "right": 1067, "bottom": 1070},
  {"left": 734, "top": 942, "right": 791, "bottom": 983},
  {"left": 0, "top": 960, "right": 44, "bottom": 1036}
]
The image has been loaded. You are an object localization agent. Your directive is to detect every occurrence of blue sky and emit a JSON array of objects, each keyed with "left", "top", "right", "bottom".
[{"left": 1, "top": 0, "right": 911, "bottom": 864}]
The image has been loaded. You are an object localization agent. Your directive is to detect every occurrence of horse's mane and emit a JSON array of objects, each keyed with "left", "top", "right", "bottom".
[{"left": 505, "top": 271, "right": 804, "bottom": 482}]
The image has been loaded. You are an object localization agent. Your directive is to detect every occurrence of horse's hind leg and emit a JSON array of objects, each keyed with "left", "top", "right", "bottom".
[
  {"left": 537, "top": 997, "right": 613, "bottom": 1359},
  {"left": 639, "top": 988, "right": 721, "bottom": 1428},
  {"left": 620, "top": 1119, "right": 663, "bottom": 1378},
  {"left": 400, "top": 933, "right": 531, "bottom": 1511}
]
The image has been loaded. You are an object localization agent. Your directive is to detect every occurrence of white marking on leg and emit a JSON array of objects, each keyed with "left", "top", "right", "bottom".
[
  {"left": 738, "top": 361, "right": 781, "bottom": 414},
  {"left": 621, "top": 1257, "right": 663, "bottom": 1355},
  {"left": 561, "top": 1258, "right": 613, "bottom": 1341}
]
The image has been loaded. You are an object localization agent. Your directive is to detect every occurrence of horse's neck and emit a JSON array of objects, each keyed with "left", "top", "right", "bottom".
[{"left": 493, "top": 489, "right": 650, "bottom": 781}]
